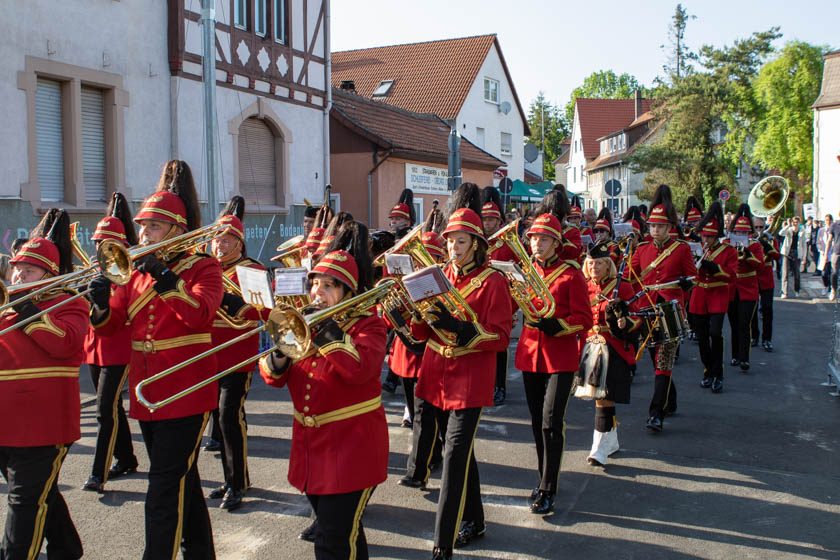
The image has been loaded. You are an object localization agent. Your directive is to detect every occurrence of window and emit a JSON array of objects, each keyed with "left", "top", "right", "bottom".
[
  {"left": 413, "top": 199, "right": 424, "bottom": 223},
  {"left": 500, "top": 132, "right": 512, "bottom": 156},
  {"left": 238, "top": 117, "right": 279, "bottom": 205},
  {"left": 234, "top": 0, "right": 247, "bottom": 29},
  {"left": 35, "top": 78, "right": 65, "bottom": 202},
  {"left": 80, "top": 87, "right": 107, "bottom": 202},
  {"left": 483, "top": 78, "right": 499, "bottom": 104},
  {"left": 273, "top": 0, "right": 287, "bottom": 43},
  {"left": 372, "top": 80, "right": 394, "bottom": 98},
  {"left": 255, "top": 0, "right": 267, "bottom": 36},
  {"left": 476, "top": 127, "right": 485, "bottom": 148}
]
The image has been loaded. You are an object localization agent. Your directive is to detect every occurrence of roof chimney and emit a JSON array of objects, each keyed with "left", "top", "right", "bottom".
[
  {"left": 634, "top": 89, "right": 642, "bottom": 120},
  {"left": 340, "top": 80, "right": 356, "bottom": 92}
]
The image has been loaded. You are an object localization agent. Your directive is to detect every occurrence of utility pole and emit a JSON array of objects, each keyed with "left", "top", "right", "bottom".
[{"left": 201, "top": 0, "right": 219, "bottom": 223}]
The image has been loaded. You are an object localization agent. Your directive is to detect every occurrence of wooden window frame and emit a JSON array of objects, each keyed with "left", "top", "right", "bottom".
[{"left": 272, "top": 0, "right": 288, "bottom": 44}]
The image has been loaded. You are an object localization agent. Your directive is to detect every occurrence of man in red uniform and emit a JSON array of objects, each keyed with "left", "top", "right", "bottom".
[
  {"left": 726, "top": 206, "right": 765, "bottom": 371},
  {"left": 628, "top": 185, "right": 695, "bottom": 432},
  {"left": 690, "top": 202, "right": 737, "bottom": 393},
  {"left": 0, "top": 210, "right": 86, "bottom": 559},
  {"left": 89, "top": 161, "right": 222, "bottom": 559},
  {"left": 206, "top": 199, "right": 268, "bottom": 511},
  {"left": 752, "top": 217, "right": 780, "bottom": 352}
]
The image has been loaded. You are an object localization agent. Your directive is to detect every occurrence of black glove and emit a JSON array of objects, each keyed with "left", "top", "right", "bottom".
[
  {"left": 740, "top": 247, "right": 753, "bottom": 259},
  {"left": 221, "top": 292, "right": 246, "bottom": 316},
  {"left": 428, "top": 302, "right": 462, "bottom": 334},
  {"left": 135, "top": 254, "right": 169, "bottom": 279},
  {"left": 526, "top": 317, "right": 565, "bottom": 336},
  {"left": 88, "top": 275, "right": 113, "bottom": 309},
  {"left": 699, "top": 260, "right": 720, "bottom": 274},
  {"left": 677, "top": 276, "right": 694, "bottom": 290},
  {"left": 606, "top": 300, "right": 628, "bottom": 319},
  {"left": 12, "top": 300, "right": 41, "bottom": 325},
  {"left": 312, "top": 318, "right": 345, "bottom": 349}
]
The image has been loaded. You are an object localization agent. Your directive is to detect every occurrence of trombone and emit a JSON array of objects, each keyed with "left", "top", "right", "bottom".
[{"left": 136, "top": 278, "right": 397, "bottom": 412}]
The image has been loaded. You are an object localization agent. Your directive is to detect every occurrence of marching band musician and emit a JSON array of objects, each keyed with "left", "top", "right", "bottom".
[
  {"left": 690, "top": 202, "right": 738, "bottom": 393},
  {"left": 410, "top": 183, "right": 512, "bottom": 559},
  {"left": 82, "top": 193, "right": 140, "bottom": 493},
  {"left": 592, "top": 207, "right": 620, "bottom": 265},
  {"left": 514, "top": 213, "right": 592, "bottom": 513},
  {"left": 89, "top": 160, "right": 222, "bottom": 559},
  {"left": 683, "top": 196, "right": 704, "bottom": 241},
  {"left": 303, "top": 205, "right": 318, "bottom": 240},
  {"left": 726, "top": 204, "right": 765, "bottom": 371},
  {"left": 206, "top": 196, "right": 268, "bottom": 512},
  {"left": 305, "top": 200, "right": 335, "bottom": 262},
  {"left": 752, "top": 217, "right": 779, "bottom": 352},
  {"left": 0, "top": 209, "right": 86, "bottom": 559},
  {"left": 567, "top": 196, "right": 589, "bottom": 239},
  {"left": 580, "top": 241, "right": 641, "bottom": 467},
  {"left": 534, "top": 185, "right": 583, "bottom": 263},
  {"left": 259, "top": 221, "right": 389, "bottom": 560},
  {"left": 628, "top": 185, "right": 695, "bottom": 433}
]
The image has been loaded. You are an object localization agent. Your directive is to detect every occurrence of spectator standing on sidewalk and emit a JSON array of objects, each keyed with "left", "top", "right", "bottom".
[
  {"left": 779, "top": 216, "right": 806, "bottom": 299},
  {"left": 826, "top": 213, "right": 840, "bottom": 300},
  {"left": 802, "top": 217, "right": 815, "bottom": 273},
  {"left": 818, "top": 216, "right": 833, "bottom": 293}
]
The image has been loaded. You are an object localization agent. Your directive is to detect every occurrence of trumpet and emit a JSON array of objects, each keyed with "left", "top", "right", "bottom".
[
  {"left": 373, "top": 224, "right": 432, "bottom": 270},
  {"left": 487, "top": 220, "right": 555, "bottom": 322},
  {"left": 136, "top": 278, "right": 397, "bottom": 412}
]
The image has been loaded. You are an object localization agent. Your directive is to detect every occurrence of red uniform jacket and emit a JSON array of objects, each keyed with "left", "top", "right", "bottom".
[
  {"left": 212, "top": 257, "right": 268, "bottom": 374},
  {"left": 585, "top": 278, "right": 641, "bottom": 365},
  {"left": 757, "top": 237, "right": 780, "bottom": 291},
  {"left": 0, "top": 291, "right": 88, "bottom": 446},
  {"left": 559, "top": 226, "right": 583, "bottom": 263},
  {"left": 515, "top": 258, "right": 592, "bottom": 373},
  {"left": 383, "top": 311, "right": 422, "bottom": 380},
  {"left": 689, "top": 242, "right": 738, "bottom": 315},
  {"left": 259, "top": 313, "right": 389, "bottom": 495},
  {"left": 413, "top": 262, "right": 512, "bottom": 410},
  {"left": 487, "top": 238, "right": 515, "bottom": 263},
  {"left": 628, "top": 238, "right": 696, "bottom": 307},
  {"left": 94, "top": 253, "right": 224, "bottom": 422},
  {"left": 729, "top": 240, "right": 764, "bottom": 302},
  {"left": 84, "top": 321, "right": 132, "bottom": 366}
]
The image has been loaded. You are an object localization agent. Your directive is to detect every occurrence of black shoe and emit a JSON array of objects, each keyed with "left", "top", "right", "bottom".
[
  {"left": 711, "top": 378, "right": 723, "bottom": 393},
  {"left": 82, "top": 475, "right": 104, "bottom": 493},
  {"left": 220, "top": 488, "right": 243, "bottom": 511},
  {"left": 740, "top": 361, "right": 750, "bottom": 371},
  {"left": 382, "top": 379, "right": 398, "bottom": 394},
  {"left": 208, "top": 484, "right": 229, "bottom": 500},
  {"left": 750, "top": 338, "right": 759, "bottom": 347},
  {"left": 763, "top": 341, "right": 774, "bottom": 352},
  {"left": 432, "top": 547, "right": 453, "bottom": 559},
  {"left": 493, "top": 387, "right": 506, "bottom": 406},
  {"left": 530, "top": 487, "right": 540, "bottom": 501},
  {"left": 108, "top": 461, "right": 138, "bottom": 479},
  {"left": 646, "top": 416, "right": 663, "bottom": 432},
  {"left": 397, "top": 476, "right": 425, "bottom": 489},
  {"left": 298, "top": 519, "right": 318, "bottom": 542},
  {"left": 454, "top": 521, "right": 486, "bottom": 548},
  {"left": 730, "top": 358, "right": 740, "bottom": 367},
  {"left": 203, "top": 438, "right": 221, "bottom": 452},
  {"left": 530, "top": 491, "right": 555, "bottom": 514},
  {"left": 401, "top": 418, "right": 413, "bottom": 429},
  {"left": 700, "top": 378, "right": 713, "bottom": 389}
]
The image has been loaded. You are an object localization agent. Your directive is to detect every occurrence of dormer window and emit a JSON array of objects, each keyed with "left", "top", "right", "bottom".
[{"left": 372, "top": 80, "right": 394, "bottom": 98}]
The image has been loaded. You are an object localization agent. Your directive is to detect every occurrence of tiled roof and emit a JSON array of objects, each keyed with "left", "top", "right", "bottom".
[
  {"left": 576, "top": 98, "right": 652, "bottom": 160},
  {"left": 814, "top": 50, "right": 840, "bottom": 109},
  {"left": 585, "top": 119, "right": 663, "bottom": 172},
  {"left": 331, "top": 88, "right": 504, "bottom": 169},
  {"left": 332, "top": 34, "right": 529, "bottom": 132}
]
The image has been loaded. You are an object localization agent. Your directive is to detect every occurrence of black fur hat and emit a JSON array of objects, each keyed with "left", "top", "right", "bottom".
[
  {"left": 106, "top": 192, "right": 139, "bottom": 246},
  {"left": 729, "top": 203, "right": 755, "bottom": 234},
  {"left": 683, "top": 196, "right": 704, "bottom": 223},
  {"left": 534, "top": 184, "right": 571, "bottom": 221},
  {"left": 648, "top": 185, "right": 678, "bottom": 225},
  {"left": 29, "top": 208, "right": 73, "bottom": 275},
  {"left": 447, "top": 182, "right": 483, "bottom": 217},
  {"left": 325, "top": 221, "right": 373, "bottom": 292},
  {"left": 481, "top": 186, "right": 504, "bottom": 220},
  {"left": 155, "top": 160, "right": 202, "bottom": 231},
  {"left": 697, "top": 201, "right": 725, "bottom": 238},
  {"left": 390, "top": 188, "right": 416, "bottom": 226}
]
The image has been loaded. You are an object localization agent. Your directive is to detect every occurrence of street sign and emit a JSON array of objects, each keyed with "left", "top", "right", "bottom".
[
  {"left": 499, "top": 177, "right": 514, "bottom": 195},
  {"left": 605, "top": 179, "right": 622, "bottom": 197},
  {"left": 718, "top": 189, "right": 730, "bottom": 201},
  {"left": 493, "top": 167, "right": 508, "bottom": 180}
]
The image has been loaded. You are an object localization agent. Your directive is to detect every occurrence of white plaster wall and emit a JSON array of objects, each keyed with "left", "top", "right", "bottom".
[
  {"left": 456, "top": 45, "right": 524, "bottom": 180},
  {"left": 566, "top": 107, "right": 588, "bottom": 194},
  {"left": 815, "top": 107, "right": 840, "bottom": 218},
  {"left": 0, "top": 1, "right": 172, "bottom": 199}
]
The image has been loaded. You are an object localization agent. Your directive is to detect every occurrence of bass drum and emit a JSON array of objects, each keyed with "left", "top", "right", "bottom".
[{"left": 639, "top": 300, "right": 688, "bottom": 346}]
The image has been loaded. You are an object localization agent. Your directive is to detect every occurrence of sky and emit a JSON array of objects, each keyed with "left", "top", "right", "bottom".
[{"left": 331, "top": 0, "right": 838, "bottom": 116}]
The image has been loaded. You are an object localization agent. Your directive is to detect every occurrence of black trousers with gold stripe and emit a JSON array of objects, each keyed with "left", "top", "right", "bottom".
[
  {"left": 214, "top": 371, "right": 252, "bottom": 492},
  {"left": 522, "top": 372, "right": 574, "bottom": 494},
  {"left": 0, "top": 444, "right": 82, "bottom": 560},
  {"left": 88, "top": 364, "right": 137, "bottom": 482},
  {"left": 139, "top": 413, "right": 215, "bottom": 560},
  {"left": 431, "top": 406, "right": 484, "bottom": 550},
  {"left": 307, "top": 487, "right": 374, "bottom": 560}
]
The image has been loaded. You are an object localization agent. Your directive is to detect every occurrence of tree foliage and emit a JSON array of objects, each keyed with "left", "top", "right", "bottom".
[
  {"left": 565, "top": 70, "right": 649, "bottom": 124},
  {"left": 526, "top": 93, "right": 569, "bottom": 180},
  {"left": 661, "top": 3, "right": 697, "bottom": 82}
]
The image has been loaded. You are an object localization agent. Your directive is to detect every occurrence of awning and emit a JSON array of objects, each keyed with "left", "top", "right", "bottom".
[{"left": 508, "top": 180, "right": 553, "bottom": 201}]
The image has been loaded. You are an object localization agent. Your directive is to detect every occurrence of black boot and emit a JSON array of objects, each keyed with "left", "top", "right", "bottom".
[
  {"left": 530, "top": 490, "right": 555, "bottom": 514},
  {"left": 298, "top": 519, "right": 318, "bottom": 542},
  {"left": 454, "top": 521, "right": 486, "bottom": 548}
]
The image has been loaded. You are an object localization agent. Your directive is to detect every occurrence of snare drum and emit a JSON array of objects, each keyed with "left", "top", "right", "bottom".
[{"left": 639, "top": 300, "right": 688, "bottom": 346}]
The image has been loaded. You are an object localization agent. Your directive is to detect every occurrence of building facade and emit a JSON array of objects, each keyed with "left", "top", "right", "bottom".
[{"left": 814, "top": 50, "right": 840, "bottom": 218}]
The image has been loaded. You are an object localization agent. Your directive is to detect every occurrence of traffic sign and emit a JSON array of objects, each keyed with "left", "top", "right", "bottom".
[
  {"left": 718, "top": 189, "right": 730, "bottom": 201},
  {"left": 493, "top": 167, "right": 508, "bottom": 180},
  {"left": 605, "top": 179, "right": 622, "bottom": 197},
  {"left": 499, "top": 177, "right": 514, "bottom": 195}
]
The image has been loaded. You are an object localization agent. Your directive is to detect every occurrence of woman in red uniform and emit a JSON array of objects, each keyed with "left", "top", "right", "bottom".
[
  {"left": 579, "top": 241, "right": 642, "bottom": 467},
  {"left": 514, "top": 213, "right": 592, "bottom": 513},
  {"left": 534, "top": 185, "right": 583, "bottom": 263},
  {"left": 411, "top": 184, "right": 512, "bottom": 559},
  {"left": 259, "top": 221, "right": 388, "bottom": 560},
  {"left": 83, "top": 193, "right": 140, "bottom": 493},
  {"left": 89, "top": 160, "right": 222, "bottom": 559},
  {"left": 727, "top": 204, "right": 765, "bottom": 371},
  {"left": 592, "top": 207, "right": 620, "bottom": 265},
  {"left": 690, "top": 202, "right": 738, "bottom": 393},
  {"left": 752, "top": 217, "right": 780, "bottom": 352},
  {"left": 0, "top": 209, "right": 86, "bottom": 559}
]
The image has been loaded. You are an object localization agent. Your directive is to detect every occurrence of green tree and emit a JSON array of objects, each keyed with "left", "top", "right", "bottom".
[
  {"left": 661, "top": 3, "right": 697, "bottom": 82},
  {"left": 565, "top": 70, "right": 648, "bottom": 124},
  {"left": 526, "top": 92, "right": 569, "bottom": 180},
  {"left": 751, "top": 41, "right": 826, "bottom": 199}
]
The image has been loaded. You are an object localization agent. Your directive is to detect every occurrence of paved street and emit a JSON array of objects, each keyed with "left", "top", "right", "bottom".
[{"left": 4, "top": 275, "right": 840, "bottom": 559}]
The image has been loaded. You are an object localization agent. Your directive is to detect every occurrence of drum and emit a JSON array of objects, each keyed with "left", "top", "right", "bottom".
[{"left": 639, "top": 300, "right": 688, "bottom": 346}]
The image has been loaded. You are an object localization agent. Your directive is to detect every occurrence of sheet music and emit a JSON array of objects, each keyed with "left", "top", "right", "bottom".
[
  {"left": 491, "top": 260, "right": 526, "bottom": 283},
  {"left": 687, "top": 242, "right": 703, "bottom": 259},
  {"left": 385, "top": 254, "right": 415, "bottom": 276},
  {"left": 727, "top": 234, "right": 749, "bottom": 248},
  {"left": 273, "top": 267, "right": 308, "bottom": 297},
  {"left": 403, "top": 269, "right": 450, "bottom": 302},
  {"left": 613, "top": 223, "right": 633, "bottom": 238},
  {"left": 236, "top": 266, "right": 273, "bottom": 309},
  {"left": 580, "top": 234, "right": 594, "bottom": 247}
]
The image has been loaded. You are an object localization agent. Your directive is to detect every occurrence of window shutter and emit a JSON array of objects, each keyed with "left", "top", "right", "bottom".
[
  {"left": 81, "top": 87, "right": 107, "bottom": 202},
  {"left": 238, "top": 118, "right": 277, "bottom": 206},
  {"left": 35, "top": 78, "right": 65, "bottom": 202}
]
